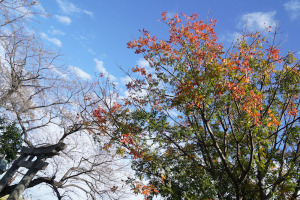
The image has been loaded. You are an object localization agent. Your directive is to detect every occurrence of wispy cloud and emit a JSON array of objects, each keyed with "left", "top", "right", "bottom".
[
  {"left": 40, "top": 33, "right": 62, "bottom": 47},
  {"left": 94, "top": 58, "right": 116, "bottom": 81},
  {"left": 137, "top": 58, "right": 149, "bottom": 68},
  {"left": 15, "top": 1, "right": 46, "bottom": 19},
  {"left": 69, "top": 66, "right": 91, "bottom": 80},
  {"left": 49, "top": 65, "right": 68, "bottom": 79},
  {"left": 33, "top": 1, "right": 47, "bottom": 17},
  {"left": 56, "top": 0, "right": 93, "bottom": 17},
  {"left": 229, "top": 32, "right": 242, "bottom": 41},
  {"left": 166, "top": 11, "right": 176, "bottom": 19},
  {"left": 240, "top": 11, "right": 276, "bottom": 31},
  {"left": 56, "top": 0, "right": 80, "bottom": 14},
  {"left": 94, "top": 59, "right": 106, "bottom": 73},
  {"left": 55, "top": 15, "right": 72, "bottom": 25},
  {"left": 87, "top": 48, "right": 96, "bottom": 55},
  {"left": 284, "top": 0, "right": 300, "bottom": 19},
  {"left": 137, "top": 58, "right": 154, "bottom": 73},
  {"left": 83, "top": 10, "right": 93, "bottom": 18},
  {"left": 48, "top": 27, "right": 65, "bottom": 36},
  {"left": 220, "top": 32, "right": 242, "bottom": 44},
  {"left": 120, "top": 76, "right": 132, "bottom": 85}
]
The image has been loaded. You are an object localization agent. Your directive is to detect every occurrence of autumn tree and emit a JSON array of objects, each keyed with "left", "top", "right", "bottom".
[{"left": 93, "top": 12, "right": 300, "bottom": 199}]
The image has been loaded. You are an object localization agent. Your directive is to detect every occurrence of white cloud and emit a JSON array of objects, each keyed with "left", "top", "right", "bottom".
[
  {"left": 220, "top": 32, "right": 243, "bottom": 44},
  {"left": 69, "top": 66, "right": 91, "bottom": 80},
  {"left": 136, "top": 58, "right": 154, "bottom": 73},
  {"left": 240, "top": 11, "right": 276, "bottom": 31},
  {"left": 94, "top": 58, "right": 116, "bottom": 81},
  {"left": 40, "top": 33, "right": 62, "bottom": 47},
  {"left": 48, "top": 27, "right": 65, "bottom": 36},
  {"left": 87, "top": 48, "right": 96, "bottom": 55},
  {"left": 229, "top": 32, "right": 242, "bottom": 41},
  {"left": 56, "top": 0, "right": 80, "bottom": 14},
  {"left": 166, "top": 11, "right": 176, "bottom": 19},
  {"left": 15, "top": 2, "right": 46, "bottom": 19},
  {"left": 120, "top": 76, "right": 132, "bottom": 85},
  {"left": 15, "top": 4, "right": 34, "bottom": 18},
  {"left": 55, "top": 15, "right": 72, "bottom": 25},
  {"left": 94, "top": 59, "right": 106, "bottom": 73},
  {"left": 49, "top": 65, "right": 69, "bottom": 79},
  {"left": 137, "top": 58, "right": 149, "bottom": 68},
  {"left": 284, "top": 0, "right": 300, "bottom": 19},
  {"left": 56, "top": 0, "right": 94, "bottom": 17},
  {"left": 83, "top": 10, "right": 94, "bottom": 18}
]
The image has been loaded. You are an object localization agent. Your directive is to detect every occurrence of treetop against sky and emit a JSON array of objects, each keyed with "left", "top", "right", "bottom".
[
  {"left": 36, "top": 0, "right": 300, "bottom": 91},
  {"left": 90, "top": 10, "right": 300, "bottom": 199}
]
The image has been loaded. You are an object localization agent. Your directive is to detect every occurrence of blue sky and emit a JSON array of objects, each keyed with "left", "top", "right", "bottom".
[{"left": 35, "top": 0, "right": 300, "bottom": 93}]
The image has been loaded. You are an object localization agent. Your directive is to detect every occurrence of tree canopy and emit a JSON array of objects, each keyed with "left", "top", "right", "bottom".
[{"left": 93, "top": 12, "right": 300, "bottom": 200}]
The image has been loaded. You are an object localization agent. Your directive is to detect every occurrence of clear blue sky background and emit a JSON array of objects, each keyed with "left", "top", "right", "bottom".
[{"left": 35, "top": 0, "right": 300, "bottom": 94}]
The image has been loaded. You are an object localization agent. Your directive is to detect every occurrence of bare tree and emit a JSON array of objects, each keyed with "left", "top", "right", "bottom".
[{"left": 0, "top": 1, "right": 133, "bottom": 199}]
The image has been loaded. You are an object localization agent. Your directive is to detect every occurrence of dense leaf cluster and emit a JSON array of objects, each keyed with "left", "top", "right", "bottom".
[{"left": 0, "top": 117, "right": 22, "bottom": 163}]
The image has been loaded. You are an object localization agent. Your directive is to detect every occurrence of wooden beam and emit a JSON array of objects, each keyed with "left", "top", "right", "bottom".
[
  {"left": 20, "top": 142, "right": 66, "bottom": 157},
  {"left": 17, "top": 160, "right": 48, "bottom": 170}
]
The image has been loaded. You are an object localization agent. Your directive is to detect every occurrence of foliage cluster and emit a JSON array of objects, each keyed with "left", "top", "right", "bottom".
[
  {"left": 0, "top": 117, "right": 22, "bottom": 163},
  {"left": 93, "top": 12, "right": 300, "bottom": 200}
]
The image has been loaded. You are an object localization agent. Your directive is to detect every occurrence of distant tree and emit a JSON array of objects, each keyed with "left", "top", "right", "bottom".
[
  {"left": 93, "top": 12, "right": 300, "bottom": 199},
  {"left": 0, "top": 117, "right": 22, "bottom": 163}
]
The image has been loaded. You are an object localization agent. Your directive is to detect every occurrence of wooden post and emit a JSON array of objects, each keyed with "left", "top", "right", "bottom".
[
  {"left": 7, "top": 156, "right": 46, "bottom": 200},
  {"left": 0, "top": 142, "right": 66, "bottom": 199},
  {"left": 0, "top": 154, "right": 27, "bottom": 193}
]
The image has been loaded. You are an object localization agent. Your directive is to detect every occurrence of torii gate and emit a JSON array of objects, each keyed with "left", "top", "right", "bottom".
[{"left": 0, "top": 142, "right": 66, "bottom": 200}]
